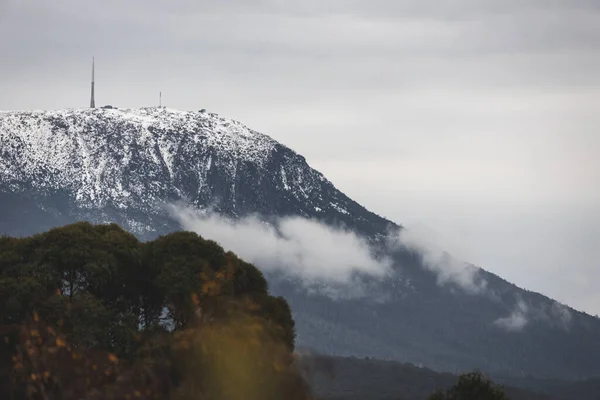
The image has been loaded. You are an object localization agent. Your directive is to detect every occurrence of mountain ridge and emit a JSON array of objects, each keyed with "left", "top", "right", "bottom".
[{"left": 0, "top": 107, "right": 395, "bottom": 239}]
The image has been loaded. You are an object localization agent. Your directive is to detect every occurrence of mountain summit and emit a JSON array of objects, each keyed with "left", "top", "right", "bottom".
[
  {"left": 1, "top": 107, "right": 599, "bottom": 380},
  {"left": 0, "top": 107, "right": 392, "bottom": 238}
]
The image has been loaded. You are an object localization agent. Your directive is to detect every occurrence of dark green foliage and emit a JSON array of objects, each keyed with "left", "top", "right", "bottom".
[
  {"left": 231, "top": 255, "right": 269, "bottom": 295},
  {"left": 428, "top": 371, "right": 508, "bottom": 400},
  {"left": 300, "top": 355, "right": 559, "bottom": 400},
  {"left": 0, "top": 222, "right": 286, "bottom": 353},
  {"left": 0, "top": 222, "right": 305, "bottom": 400}
]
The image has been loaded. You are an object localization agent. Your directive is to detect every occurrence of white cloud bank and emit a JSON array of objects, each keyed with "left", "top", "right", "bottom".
[
  {"left": 169, "top": 205, "right": 492, "bottom": 298},
  {"left": 169, "top": 206, "right": 392, "bottom": 298}
]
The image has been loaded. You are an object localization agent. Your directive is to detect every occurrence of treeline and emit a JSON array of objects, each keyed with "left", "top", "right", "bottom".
[
  {"left": 0, "top": 222, "right": 311, "bottom": 400},
  {"left": 299, "top": 355, "right": 564, "bottom": 400}
]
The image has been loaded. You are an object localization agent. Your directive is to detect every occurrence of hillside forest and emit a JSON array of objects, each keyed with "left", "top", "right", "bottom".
[{"left": 0, "top": 222, "right": 310, "bottom": 400}]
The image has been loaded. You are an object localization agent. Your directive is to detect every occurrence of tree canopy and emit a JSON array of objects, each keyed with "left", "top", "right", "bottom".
[
  {"left": 0, "top": 222, "right": 309, "bottom": 400},
  {"left": 428, "top": 371, "right": 509, "bottom": 400}
]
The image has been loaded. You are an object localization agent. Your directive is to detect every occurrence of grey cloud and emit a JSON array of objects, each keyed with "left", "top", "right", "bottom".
[
  {"left": 3, "top": 0, "right": 599, "bottom": 96},
  {"left": 4, "top": 0, "right": 600, "bottom": 64},
  {"left": 96, "top": 0, "right": 600, "bottom": 19}
]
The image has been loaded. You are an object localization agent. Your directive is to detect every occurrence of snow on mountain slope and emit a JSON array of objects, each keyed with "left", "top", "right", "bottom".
[{"left": 0, "top": 107, "right": 393, "bottom": 237}]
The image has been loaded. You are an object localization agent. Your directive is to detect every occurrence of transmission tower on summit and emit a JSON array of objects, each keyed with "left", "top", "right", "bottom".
[{"left": 90, "top": 57, "right": 96, "bottom": 108}]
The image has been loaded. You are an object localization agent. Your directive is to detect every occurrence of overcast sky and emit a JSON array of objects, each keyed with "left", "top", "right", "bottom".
[{"left": 1, "top": 0, "right": 599, "bottom": 315}]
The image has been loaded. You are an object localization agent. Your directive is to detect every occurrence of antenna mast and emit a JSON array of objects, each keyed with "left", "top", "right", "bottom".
[
  {"left": 159, "top": 91, "right": 162, "bottom": 108},
  {"left": 90, "top": 57, "right": 96, "bottom": 108}
]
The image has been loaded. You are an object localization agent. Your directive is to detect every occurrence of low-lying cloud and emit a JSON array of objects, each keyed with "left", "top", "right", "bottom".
[
  {"left": 495, "top": 299, "right": 529, "bottom": 332},
  {"left": 170, "top": 205, "right": 492, "bottom": 298},
  {"left": 169, "top": 205, "right": 392, "bottom": 298},
  {"left": 494, "top": 297, "right": 573, "bottom": 332},
  {"left": 387, "top": 225, "right": 488, "bottom": 294}
]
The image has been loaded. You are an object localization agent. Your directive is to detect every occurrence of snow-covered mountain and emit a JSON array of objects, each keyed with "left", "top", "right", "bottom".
[
  {"left": 0, "top": 107, "right": 392, "bottom": 237},
  {"left": 1, "top": 107, "right": 600, "bottom": 380}
]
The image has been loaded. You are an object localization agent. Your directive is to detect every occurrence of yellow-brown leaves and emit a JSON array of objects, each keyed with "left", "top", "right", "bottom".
[
  {"left": 191, "top": 292, "right": 200, "bottom": 307},
  {"left": 7, "top": 302, "right": 308, "bottom": 400},
  {"left": 199, "top": 262, "right": 235, "bottom": 299},
  {"left": 242, "top": 296, "right": 262, "bottom": 312},
  {"left": 201, "top": 280, "right": 221, "bottom": 296}
]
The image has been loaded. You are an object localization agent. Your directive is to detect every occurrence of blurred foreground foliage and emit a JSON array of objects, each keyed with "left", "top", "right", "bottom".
[{"left": 0, "top": 222, "right": 311, "bottom": 400}]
